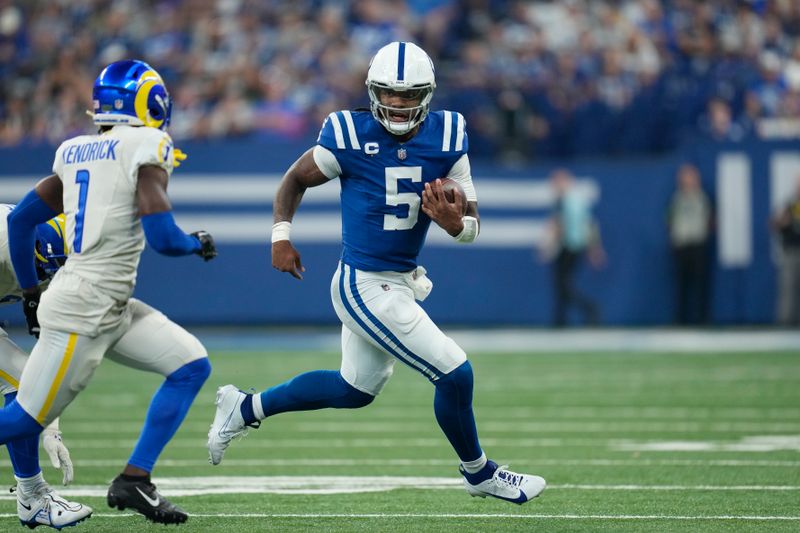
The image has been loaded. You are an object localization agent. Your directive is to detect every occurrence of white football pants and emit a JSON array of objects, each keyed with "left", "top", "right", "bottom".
[
  {"left": 16, "top": 298, "right": 207, "bottom": 426},
  {"left": 330, "top": 262, "right": 466, "bottom": 396},
  {"left": 0, "top": 327, "right": 27, "bottom": 396}
]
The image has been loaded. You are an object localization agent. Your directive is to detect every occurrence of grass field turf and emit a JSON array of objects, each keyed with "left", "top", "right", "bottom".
[{"left": 1, "top": 348, "right": 798, "bottom": 532}]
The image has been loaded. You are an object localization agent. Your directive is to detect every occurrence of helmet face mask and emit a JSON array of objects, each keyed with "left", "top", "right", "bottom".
[
  {"left": 92, "top": 60, "right": 172, "bottom": 131},
  {"left": 367, "top": 82, "right": 434, "bottom": 135},
  {"left": 366, "top": 42, "right": 436, "bottom": 135}
]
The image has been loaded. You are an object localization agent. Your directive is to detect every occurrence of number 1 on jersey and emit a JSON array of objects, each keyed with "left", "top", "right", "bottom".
[{"left": 74, "top": 169, "right": 90, "bottom": 253}]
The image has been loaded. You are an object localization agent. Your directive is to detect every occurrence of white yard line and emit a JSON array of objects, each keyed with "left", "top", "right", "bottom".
[
  {"left": 30, "top": 437, "right": 612, "bottom": 448},
  {"left": 46, "top": 434, "right": 800, "bottom": 452},
  {"left": 3, "top": 458, "right": 798, "bottom": 468},
  {"left": 0, "top": 512, "right": 798, "bottom": 521},
  {"left": 0, "top": 477, "right": 796, "bottom": 499},
  {"left": 50, "top": 421, "right": 800, "bottom": 433},
  {"left": 67, "top": 406, "right": 800, "bottom": 421}
]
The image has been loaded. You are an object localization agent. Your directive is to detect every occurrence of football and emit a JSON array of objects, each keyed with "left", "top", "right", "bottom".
[{"left": 440, "top": 178, "right": 468, "bottom": 214}]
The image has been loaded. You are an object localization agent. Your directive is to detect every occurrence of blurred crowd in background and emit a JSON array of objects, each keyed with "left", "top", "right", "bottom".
[{"left": 1, "top": 0, "right": 800, "bottom": 159}]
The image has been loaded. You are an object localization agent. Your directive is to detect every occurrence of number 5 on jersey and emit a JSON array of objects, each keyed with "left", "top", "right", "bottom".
[{"left": 383, "top": 166, "right": 421, "bottom": 230}]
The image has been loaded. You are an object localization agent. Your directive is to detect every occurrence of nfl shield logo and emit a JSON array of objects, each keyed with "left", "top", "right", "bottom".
[{"left": 397, "top": 148, "right": 407, "bottom": 160}]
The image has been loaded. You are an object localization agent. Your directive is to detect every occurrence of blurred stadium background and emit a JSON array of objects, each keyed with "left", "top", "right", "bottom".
[
  {"left": 1, "top": 1, "right": 799, "bottom": 531},
  {"left": 3, "top": 0, "right": 800, "bottom": 326}
]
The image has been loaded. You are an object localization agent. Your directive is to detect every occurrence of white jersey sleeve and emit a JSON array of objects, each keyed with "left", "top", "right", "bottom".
[
  {"left": 313, "top": 145, "right": 342, "bottom": 179},
  {"left": 128, "top": 128, "right": 175, "bottom": 182},
  {"left": 445, "top": 154, "right": 477, "bottom": 202}
]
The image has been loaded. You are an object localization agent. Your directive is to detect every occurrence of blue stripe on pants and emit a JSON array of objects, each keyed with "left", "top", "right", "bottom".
[{"left": 338, "top": 264, "right": 439, "bottom": 379}]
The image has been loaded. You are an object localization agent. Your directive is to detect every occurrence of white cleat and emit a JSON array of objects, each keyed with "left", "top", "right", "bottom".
[
  {"left": 17, "top": 485, "right": 93, "bottom": 530},
  {"left": 460, "top": 462, "right": 546, "bottom": 504},
  {"left": 207, "top": 384, "right": 257, "bottom": 465}
]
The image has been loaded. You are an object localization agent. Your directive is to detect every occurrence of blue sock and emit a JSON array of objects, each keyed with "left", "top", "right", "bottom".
[
  {"left": 246, "top": 370, "right": 373, "bottom": 424},
  {"left": 2, "top": 393, "right": 43, "bottom": 477},
  {"left": 462, "top": 460, "right": 498, "bottom": 484},
  {"left": 128, "top": 358, "right": 211, "bottom": 472},
  {"left": 433, "top": 361, "right": 483, "bottom": 463},
  {"left": 240, "top": 393, "right": 256, "bottom": 425}
]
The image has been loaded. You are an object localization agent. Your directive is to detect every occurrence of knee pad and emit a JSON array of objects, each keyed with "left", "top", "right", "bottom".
[
  {"left": 335, "top": 373, "right": 375, "bottom": 408},
  {"left": 168, "top": 358, "right": 211, "bottom": 389},
  {"left": 434, "top": 361, "right": 474, "bottom": 405}
]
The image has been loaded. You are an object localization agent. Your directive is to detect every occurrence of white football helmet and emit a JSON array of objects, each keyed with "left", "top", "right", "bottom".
[{"left": 366, "top": 42, "right": 436, "bottom": 135}]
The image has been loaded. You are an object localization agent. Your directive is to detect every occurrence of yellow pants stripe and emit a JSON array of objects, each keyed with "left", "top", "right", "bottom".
[
  {"left": 36, "top": 333, "right": 77, "bottom": 425},
  {"left": 0, "top": 368, "right": 19, "bottom": 389}
]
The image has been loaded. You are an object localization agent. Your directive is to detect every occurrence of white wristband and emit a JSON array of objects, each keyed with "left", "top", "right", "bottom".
[
  {"left": 454, "top": 216, "right": 479, "bottom": 243},
  {"left": 271, "top": 221, "right": 292, "bottom": 243}
]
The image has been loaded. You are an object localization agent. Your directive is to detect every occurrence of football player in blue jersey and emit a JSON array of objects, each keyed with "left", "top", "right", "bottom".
[{"left": 209, "top": 42, "right": 546, "bottom": 504}]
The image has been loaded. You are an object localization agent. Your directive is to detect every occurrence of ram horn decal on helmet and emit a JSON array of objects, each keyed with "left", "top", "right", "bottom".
[
  {"left": 91, "top": 60, "right": 172, "bottom": 131},
  {"left": 34, "top": 213, "right": 68, "bottom": 278}
]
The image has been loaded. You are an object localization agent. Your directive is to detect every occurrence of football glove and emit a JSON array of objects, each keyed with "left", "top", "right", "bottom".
[
  {"left": 192, "top": 231, "right": 217, "bottom": 261},
  {"left": 42, "top": 428, "right": 74, "bottom": 485},
  {"left": 174, "top": 148, "right": 188, "bottom": 167},
  {"left": 22, "top": 292, "right": 40, "bottom": 338}
]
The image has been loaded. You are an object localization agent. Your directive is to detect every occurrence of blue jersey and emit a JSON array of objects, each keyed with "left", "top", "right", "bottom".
[{"left": 318, "top": 110, "right": 468, "bottom": 272}]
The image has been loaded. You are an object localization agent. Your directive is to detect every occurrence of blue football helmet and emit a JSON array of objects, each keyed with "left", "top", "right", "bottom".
[
  {"left": 34, "top": 214, "right": 68, "bottom": 279},
  {"left": 92, "top": 60, "right": 172, "bottom": 130}
]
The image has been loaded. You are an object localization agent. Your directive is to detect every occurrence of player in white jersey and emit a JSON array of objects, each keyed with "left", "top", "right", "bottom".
[
  {"left": 0, "top": 60, "right": 217, "bottom": 526},
  {"left": 209, "top": 42, "right": 546, "bottom": 505},
  {"left": 0, "top": 205, "right": 92, "bottom": 529}
]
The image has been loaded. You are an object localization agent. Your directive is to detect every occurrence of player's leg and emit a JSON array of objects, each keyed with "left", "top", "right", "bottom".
[
  {"left": 338, "top": 263, "right": 545, "bottom": 504},
  {"left": 3, "top": 328, "right": 102, "bottom": 528},
  {"left": 245, "top": 324, "right": 383, "bottom": 419},
  {"left": 207, "top": 327, "right": 384, "bottom": 465},
  {"left": 336, "top": 264, "right": 480, "bottom": 453},
  {"left": 105, "top": 299, "right": 210, "bottom": 524},
  {"left": 206, "top": 269, "right": 393, "bottom": 466},
  {"left": 0, "top": 329, "right": 40, "bottom": 480}
]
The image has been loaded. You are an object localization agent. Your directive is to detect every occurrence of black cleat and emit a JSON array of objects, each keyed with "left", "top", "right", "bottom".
[{"left": 107, "top": 475, "right": 188, "bottom": 525}]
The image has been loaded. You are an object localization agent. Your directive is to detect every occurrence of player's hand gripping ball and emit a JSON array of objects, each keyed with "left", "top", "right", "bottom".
[{"left": 439, "top": 178, "right": 467, "bottom": 215}]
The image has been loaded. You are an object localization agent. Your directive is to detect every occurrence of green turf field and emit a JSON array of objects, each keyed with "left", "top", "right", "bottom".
[{"left": 2, "top": 348, "right": 798, "bottom": 532}]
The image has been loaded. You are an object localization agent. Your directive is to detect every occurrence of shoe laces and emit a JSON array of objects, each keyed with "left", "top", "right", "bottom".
[{"left": 493, "top": 465, "right": 524, "bottom": 488}]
